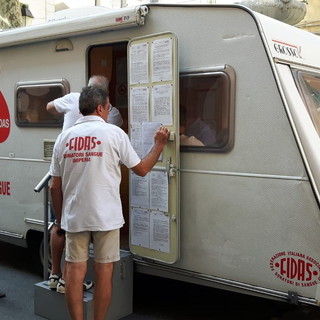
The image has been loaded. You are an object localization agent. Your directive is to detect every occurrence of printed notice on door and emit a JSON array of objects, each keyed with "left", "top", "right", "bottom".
[
  {"left": 151, "top": 84, "right": 172, "bottom": 125},
  {"left": 130, "top": 172, "right": 149, "bottom": 209},
  {"left": 150, "top": 171, "right": 168, "bottom": 212},
  {"left": 130, "top": 208, "right": 150, "bottom": 248},
  {"left": 130, "top": 208, "right": 170, "bottom": 252},
  {"left": 142, "top": 121, "right": 162, "bottom": 158},
  {"left": 129, "top": 42, "right": 149, "bottom": 84},
  {"left": 130, "top": 86, "right": 149, "bottom": 123},
  {"left": 151, "top": 37, "right": 172, "bottom": 82},
  {"left": 130, "top": 124, "right": 143, "bottom": 158},
  {"left": 150, "top": 211, "right": 170, "bottom": 253}
]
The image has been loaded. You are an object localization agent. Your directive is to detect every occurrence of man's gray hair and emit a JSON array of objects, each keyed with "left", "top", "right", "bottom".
[{"left": 88, "top": 75, "right": 109, "bottom": 94}]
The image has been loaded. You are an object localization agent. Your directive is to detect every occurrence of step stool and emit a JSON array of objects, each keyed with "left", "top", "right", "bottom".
[{"left": 34, "top": 250, "right": 133, "bottom": 320}]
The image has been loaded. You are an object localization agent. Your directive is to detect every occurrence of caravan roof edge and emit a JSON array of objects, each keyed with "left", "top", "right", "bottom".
[
  {"left": 0, "top": 4, "right": 256, "bottom": 49},
  {"left": 0, "top": 5, "right": 148, "bottom": 48}
]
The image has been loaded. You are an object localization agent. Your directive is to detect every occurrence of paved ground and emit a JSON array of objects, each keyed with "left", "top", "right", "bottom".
[
  {"left": 2, "top": 240, "right": 320, "bottom": 319},
  {"left": 0, "top": 242, "right": 43, "bottom": 320}
]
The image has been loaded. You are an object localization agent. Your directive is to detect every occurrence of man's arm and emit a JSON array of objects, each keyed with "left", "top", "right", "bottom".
[
  {"left": 131, "top": 126, "right": 170, "bottom": 177},
  {"left": 46, "top": 101, "right": 62, "bottom": 116},
  {"left": 50, "top": 176, "right": 63, "bottom": 224}
]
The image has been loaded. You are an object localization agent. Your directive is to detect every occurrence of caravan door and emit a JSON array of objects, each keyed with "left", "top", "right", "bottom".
[{"left": 128, "top": 32, "right": 180, "bottom": 263}]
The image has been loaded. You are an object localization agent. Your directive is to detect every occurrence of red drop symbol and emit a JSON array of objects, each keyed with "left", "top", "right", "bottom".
[{"left": 0, "top": 91, "right": 11, "bottom": 143}]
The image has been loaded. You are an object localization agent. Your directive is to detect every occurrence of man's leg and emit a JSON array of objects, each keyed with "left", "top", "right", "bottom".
[
  {"left": 48, "top": 226, "right": 65, "bottom": 290},
  {"left": 48, "top": 202, "right": 65, "bottom": 289},
  {"left": 50, "top": 226, "right": 65, "bottom": 276},
  {"left": 92, "top": 229, "right": 119, "bottom": 320},
  {"left": 65, "top": 260, "right": 87, "bottom": 320},
  {"left": 93, "top": 262, "right": 114, "bottom": 320},
  {"left": 64, "top": 231, "right": 90, "bottom": 320}
]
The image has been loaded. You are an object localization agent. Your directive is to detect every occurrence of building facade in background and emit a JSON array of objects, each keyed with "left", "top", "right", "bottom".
[
  {"left": 296, "top": 0, "right": 320, "bottom": 35},
  {"left": 21, "top": 0, "right": 55, "bottom": 25}
]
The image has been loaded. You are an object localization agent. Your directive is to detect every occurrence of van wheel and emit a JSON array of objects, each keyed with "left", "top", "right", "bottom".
[{"left": 28, "top": 233, "right": 52, "bottom": 277}]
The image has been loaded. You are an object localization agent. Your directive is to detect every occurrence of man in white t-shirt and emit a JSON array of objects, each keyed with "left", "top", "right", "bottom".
[
  {"left": 46, "top": 75, "right": 123, "bottom": 294},
  {"left": 46, "top": 75, "right": 123, "bottom": 130},
  {"left": 50, "top": 86, "right": 169, "bottom": 320}
]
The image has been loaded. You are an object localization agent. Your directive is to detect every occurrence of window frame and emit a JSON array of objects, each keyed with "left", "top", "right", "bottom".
[
  {"left": 15, "top": 79, "right": 70, "bottom": 128},
  {"left": 292, "top": 68, "right": 320, "bottom": 136},
  {"left": 179, "top": 65, "right": 236, "bottom": 153}
]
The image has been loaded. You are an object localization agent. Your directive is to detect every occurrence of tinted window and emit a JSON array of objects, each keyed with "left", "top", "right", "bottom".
[
  {"left": 15, "top": 79, "right": 69, "bottom": 127},
  {"left": 179, "top": 66, "right": 235, "bottom": 152}
]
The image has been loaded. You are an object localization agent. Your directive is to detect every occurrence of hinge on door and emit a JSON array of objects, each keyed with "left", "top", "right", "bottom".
[{"left": 166, "top": 157, "right": 177, "bottom": 182}]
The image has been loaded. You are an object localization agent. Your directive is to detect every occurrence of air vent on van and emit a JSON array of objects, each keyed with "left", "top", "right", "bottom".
[{"left": 43, "top": 139, "right": 55, "bottom": 160}]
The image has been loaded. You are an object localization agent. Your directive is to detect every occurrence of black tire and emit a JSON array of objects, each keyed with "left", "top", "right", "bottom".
[{"left": 28, "top": 232, "right": 52, "bottom": 277}]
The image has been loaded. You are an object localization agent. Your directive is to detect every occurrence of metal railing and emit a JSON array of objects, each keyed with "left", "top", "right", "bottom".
[{"left": 34, "top": 171, "right": 52, "bottom": 280}]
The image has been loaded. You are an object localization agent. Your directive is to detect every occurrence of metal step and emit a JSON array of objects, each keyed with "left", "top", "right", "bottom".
[{"left": 34, "top": 250, "right": 133, "bottom": 320}]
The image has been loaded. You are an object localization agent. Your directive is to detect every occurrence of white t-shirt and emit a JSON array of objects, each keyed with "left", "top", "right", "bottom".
[
  {"left": 50, "top": 116, "right": 140, "bottom": 232},
  {"left": 53, "top": 92, "right": 123, "bottom": 131}
]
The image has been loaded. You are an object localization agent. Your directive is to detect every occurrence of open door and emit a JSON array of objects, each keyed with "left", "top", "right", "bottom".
[{"left": 128, "top": 32, "right": 180, "bottom": 263}]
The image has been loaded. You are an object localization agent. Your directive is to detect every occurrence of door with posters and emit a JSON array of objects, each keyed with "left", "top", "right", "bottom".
[{"left": 128, "top": 32, "right": 180, "bottom": 263}]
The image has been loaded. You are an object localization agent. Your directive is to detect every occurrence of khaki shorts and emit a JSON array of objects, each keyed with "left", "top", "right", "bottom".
[{"left": 65, "top": 229, "right": 120, "bottom": 263}]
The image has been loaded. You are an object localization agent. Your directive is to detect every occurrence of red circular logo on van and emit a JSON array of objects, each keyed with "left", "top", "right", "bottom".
[
  {"left": 0, "top": 91, "right": 10, "bottom": 143},
  {"left": 270, "top": 251, "right": 320, "bottom": 287}
]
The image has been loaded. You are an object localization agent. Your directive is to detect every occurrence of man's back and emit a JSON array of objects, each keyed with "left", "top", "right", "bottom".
[{"left": 51, "top": 115, "right": 139, "bottom": 232}]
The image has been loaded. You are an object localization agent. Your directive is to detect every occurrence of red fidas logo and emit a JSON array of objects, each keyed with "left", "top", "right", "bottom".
[
  {"left": 66, "top": 136, "right": 101, "bottom": 150},
  {"left": 64, "top": 136, "right": 103, "bottom": 163},
  {"left": 0, "top": 91, "right": 10, "bottom": 143},
  {"left": 270, "top": 251, "right": 320, "bottom": 287}
]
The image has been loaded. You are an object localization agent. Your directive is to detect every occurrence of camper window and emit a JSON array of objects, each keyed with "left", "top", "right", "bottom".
[
  {"left": 293, "top": 69, "right": 320, "bottom": 136},
  {"left": 15, "top": 80, "right": 69, "bottom": 127},
  {"left": 179, "top": 67, "right": 235, "bottom": 152}
]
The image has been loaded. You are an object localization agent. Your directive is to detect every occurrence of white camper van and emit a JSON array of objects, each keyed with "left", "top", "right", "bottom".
[{"left": 1, "top": 3, "right": 320, "bottom": 307}]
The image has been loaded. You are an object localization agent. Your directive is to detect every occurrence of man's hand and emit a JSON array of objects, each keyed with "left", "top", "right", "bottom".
[
  {"left": 154, "top": 126, "right": 170, "bottom": 146},
  {"left": 52, "top": 224, "right": 65, "bottom": 236},
  {"left": 132, "top": 126, "right": 170, "bottom": 177}
]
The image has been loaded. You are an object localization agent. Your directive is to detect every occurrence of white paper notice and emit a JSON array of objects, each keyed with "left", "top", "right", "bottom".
[
  {"left": 150, "top": 211, "right": 170, "bottom": 253},
  {"left": 130, "top": 86, "right": 149, "bottom": 123},
  {"left": 129, "top": 42, "right": 149, "bottom": 84},
  {"left": 130, "top": 124, "right": 143, "bottom": 158},
  {"left": 142, "top": 121, "right": 162, "bottom": 158},
  {"left": 130, "top": 172, "right": 149, "bottom": 209},
  {"left": 152, "top": 37, "right": 173, "bottom": 82},
  {"left": 130, "top": 208, "right": 150, "bottom": 248},
  {"left": 152, "top": 84, "right": 172, "bottom": 125},
  {"left": 150, "top": 171, "right": 168, "bottom": 212}
]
